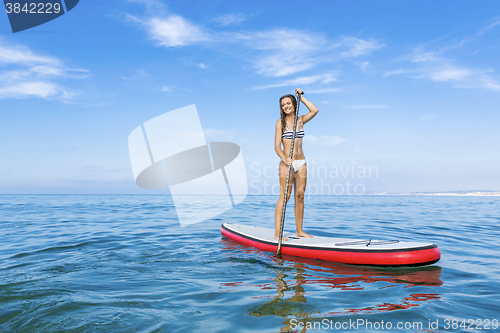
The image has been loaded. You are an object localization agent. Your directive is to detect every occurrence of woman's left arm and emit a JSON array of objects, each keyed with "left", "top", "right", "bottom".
[{"left": 296, "top": 89, "right": 318, "bottom": 124}]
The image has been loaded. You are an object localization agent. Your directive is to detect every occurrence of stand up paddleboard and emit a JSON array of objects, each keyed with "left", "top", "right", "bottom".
[{"left": 221, "top": 223, "right": 440, "bottom": 267}]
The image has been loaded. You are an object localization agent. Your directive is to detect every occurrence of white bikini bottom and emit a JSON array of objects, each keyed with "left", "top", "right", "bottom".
[{"left": 292, "top": 159, "right": 306, "bottom": 172}]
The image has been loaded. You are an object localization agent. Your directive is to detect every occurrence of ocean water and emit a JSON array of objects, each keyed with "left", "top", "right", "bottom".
[{"left": 0, "top": 194, "right": 499, "bottom": 333}]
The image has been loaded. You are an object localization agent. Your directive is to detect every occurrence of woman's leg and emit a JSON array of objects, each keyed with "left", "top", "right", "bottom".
[
  {"left": 294, "top": 163, "right": 312, "bottom": 238},
  {"left": 274, "top": 161, "right": 294, "bottom": 240}
]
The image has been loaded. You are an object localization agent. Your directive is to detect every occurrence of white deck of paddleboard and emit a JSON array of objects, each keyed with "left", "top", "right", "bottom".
[{"left": 223, "top": 223, "right": 435, "bottom": 251}]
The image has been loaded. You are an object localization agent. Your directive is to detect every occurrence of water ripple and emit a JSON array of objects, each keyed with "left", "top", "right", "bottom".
[{"left": 0, "top": 195, "right": 498, "bottom": 332}]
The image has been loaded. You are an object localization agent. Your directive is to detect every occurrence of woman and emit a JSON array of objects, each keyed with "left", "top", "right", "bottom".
[{"left": 274, "top": 88, "right": 319, "bottom": 241}]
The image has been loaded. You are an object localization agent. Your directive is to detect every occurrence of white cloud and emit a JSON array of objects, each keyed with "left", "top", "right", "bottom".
[
  {"left": 384, "top": 21, "right": 500, "bottom": 92},
  {"left": 211, "top": 13, "right": 247, "bottom": 27},
  {"left": 160, "top": 86, "right": 172, "bottom": 92},
  {"left": 191, "top": 61, "right": 207, "bottom": 69},
  {"left": 305, "top": 135, "right": 318, "bottom": 144},
  {"left": 245, "top": 33, "right": 382, "bottom": 78},
  {"left": 340, "top": 37, "right": 384, "bottom": 57},
  {"left": 0, "top": 69, "right": 31, "bottom": 81},
  {"left": 412, "top": 53, "right": 500, "bottom": 90},
  {"left": 477, "top": 18, "right": 500, "bottom": 35},
  {"left": 386, "top": 50, "right": 500, "bottom": 91},
  {"left": 0, "top": 81, "right": 63, "bottom": 99},
  {"left": 121, "top": 69, "right": 148, "bottom": 80},
  {"left": 0, "top": 66, "right": 87, "bottom": 82},
  {"left": 323, "top": 135, "right": 346, "bottom": 146},
  {"left": 0, "top": 44, "right": 59, "bottom": 66},
  {"left": 383, "top": 68, "right": 410, "bottom": 77},
  {"left": 125, "top": 0, "right": 166, "bottom": 13},
  {"left": 427, "top": 68, "right": 477, "bottom": 82},
  {"left": 128, "top": 14, "right": 211, "bottom": 47},
  {"left": 59, "top": 89, "right": 82, "bottom": 100},
  {"left": 0, "top": 38, "right": 85, "bottom": 101},
  {"left": 126, "top": 10, "right": 384, "bottom": 78},
  {"left": 242, "top": 29, "right": 328, "bottom": 77},
  {"left": 480, "top": 77, "right": 500, "bottom": 90},
  {"left": 342, "top": 104, "right": 389, "bottom": 109},
  {"left": 252, "top": 72, "right": 337, "bottom": 90},
  {"left": 306, "top": 87, "right": 344, "bottom": 94},
  {"left": 411, "top": 51, "right": 440, "bottom": 63},
  {"left": 304, "top": 135, "right": 346, "bottom": 147},
  {"left": 203, "top": 128, "right": 235, "bottom": 140},
  {"left": 30, "top": 65, "right": 65, "bottom": 77}
]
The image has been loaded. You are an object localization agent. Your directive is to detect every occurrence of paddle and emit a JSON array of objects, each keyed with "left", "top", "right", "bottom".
[{"left": 277, "top": 91, "right": 303, "bottom": 257}]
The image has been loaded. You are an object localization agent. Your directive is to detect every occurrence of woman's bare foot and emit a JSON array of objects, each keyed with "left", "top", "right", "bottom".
[
  {"left": 296, "top": 231, "right": 313, "bottom": 238},
  {"left": 274, "top": 234, "right": 288, "bottom": 241}
]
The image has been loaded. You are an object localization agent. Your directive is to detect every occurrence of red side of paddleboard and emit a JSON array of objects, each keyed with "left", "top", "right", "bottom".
[{"left": 220, "top": 225, "right": 441, "bottom": 267}]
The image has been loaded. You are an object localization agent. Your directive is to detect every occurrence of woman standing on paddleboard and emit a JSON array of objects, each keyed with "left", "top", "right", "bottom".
[{"left": 274, "top": 88, "right": 319, "bottom": 241}]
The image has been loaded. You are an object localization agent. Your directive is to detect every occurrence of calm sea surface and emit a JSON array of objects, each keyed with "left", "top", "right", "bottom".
[{"left": 0, "top": 195, "right": 499, "bottom": 332}]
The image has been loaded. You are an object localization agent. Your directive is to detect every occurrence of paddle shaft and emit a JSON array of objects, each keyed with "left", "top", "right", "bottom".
[{"left": 277, "top": 92, "right": 303, "bottom": 256}]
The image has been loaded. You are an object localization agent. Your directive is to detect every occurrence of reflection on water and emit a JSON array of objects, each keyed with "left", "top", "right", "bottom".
[
  {"left": 221, "top": 238, "right": 443, "bottom": 332},
  {"left": 249, "top": 266, "right": 318, "bottom": 318}
]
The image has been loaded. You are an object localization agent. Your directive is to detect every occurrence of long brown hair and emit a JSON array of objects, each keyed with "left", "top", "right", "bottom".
[{"left": 279, "top": 94, "right": 297, "bottom": 137}]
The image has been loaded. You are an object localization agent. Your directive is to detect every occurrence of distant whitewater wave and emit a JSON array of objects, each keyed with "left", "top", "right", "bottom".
[{"left": 371, "top": 191, "right": 500, "bottom": 196}]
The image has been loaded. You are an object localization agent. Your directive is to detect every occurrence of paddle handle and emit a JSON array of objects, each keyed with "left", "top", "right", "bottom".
[{"left": 277, "top": 92, "right": 303, "bottom": 256}]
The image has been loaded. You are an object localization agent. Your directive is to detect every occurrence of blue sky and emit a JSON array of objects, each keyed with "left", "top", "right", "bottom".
[{"left": 1, "top": 0, "right": 499, "bottom": 194}]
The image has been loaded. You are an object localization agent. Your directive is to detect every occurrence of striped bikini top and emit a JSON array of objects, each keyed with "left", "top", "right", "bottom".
[{"left": 282, "top": 121, "right": 305, "bottom": 139}]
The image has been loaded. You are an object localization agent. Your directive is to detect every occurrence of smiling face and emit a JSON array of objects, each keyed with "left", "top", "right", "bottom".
[{"left": 280, "top": 96, "right": 294, "bottom": 115}]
